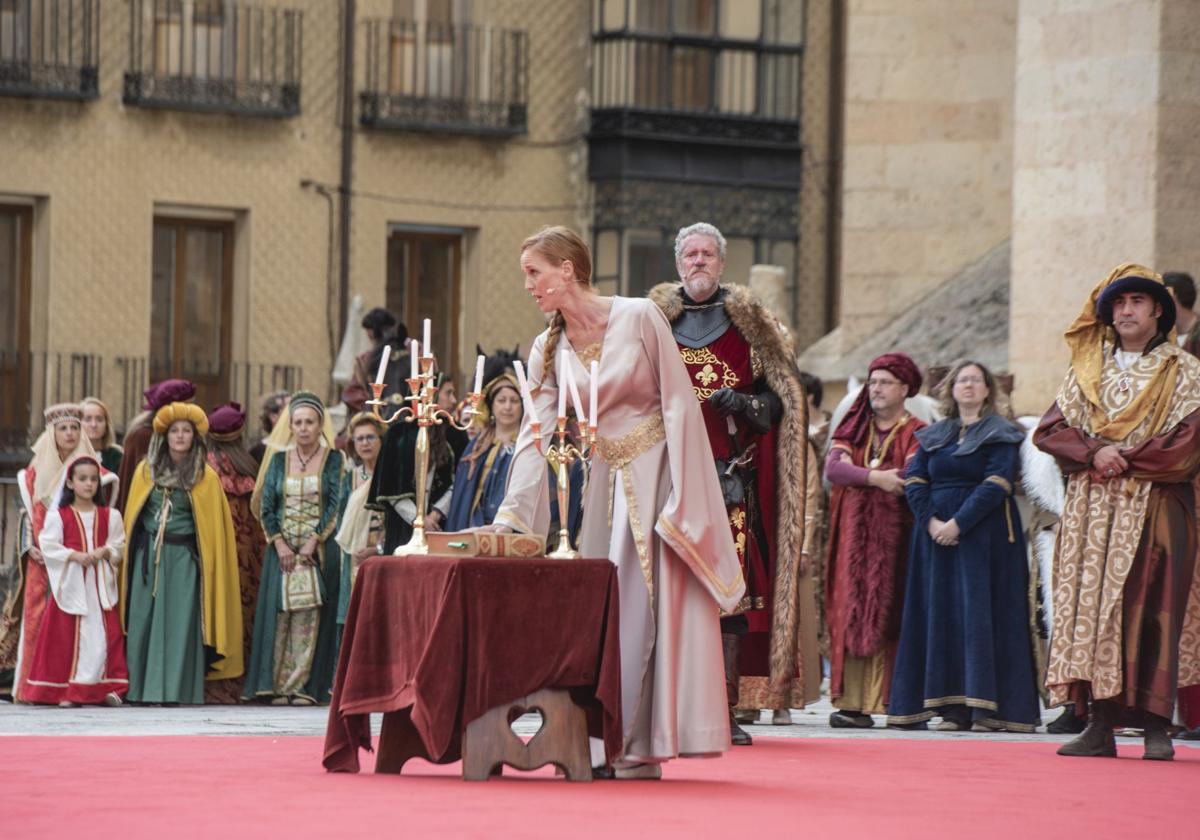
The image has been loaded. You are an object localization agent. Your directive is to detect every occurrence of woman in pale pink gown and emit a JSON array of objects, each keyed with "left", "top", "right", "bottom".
[{"left": 486, "top": 226, "right": 745, "bottom": 778}]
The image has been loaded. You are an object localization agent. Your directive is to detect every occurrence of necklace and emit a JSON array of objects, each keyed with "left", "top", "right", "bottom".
[
  {"left": 866, "top": 416, "right": 907, "bottom": 469},
  {"left": 1113, "top": 349, "right": 1140, "bottom": 393},
  {"left": 295, "top": 446, "right": 318, "bottom": 472}
]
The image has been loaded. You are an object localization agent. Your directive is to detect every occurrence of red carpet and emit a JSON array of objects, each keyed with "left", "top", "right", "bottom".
[{"left": 5, "top": 736, "right": 1197, "bottom": 838}]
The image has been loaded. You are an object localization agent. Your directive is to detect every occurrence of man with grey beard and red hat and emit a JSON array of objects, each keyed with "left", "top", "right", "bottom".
[{"left": 649, "top": 222, "right": 812, "bottom": 747}]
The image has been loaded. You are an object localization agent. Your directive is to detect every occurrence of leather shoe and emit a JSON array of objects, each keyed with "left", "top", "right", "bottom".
[
  {"left": 829, "top": 710, "right": 874, "bottom": 729},
  {"left": 1143, "top": 714, "right": 1175, "bottom": 761},
  {"left": 1057, "top": 699, "right": 1118, "bottom": 758}
]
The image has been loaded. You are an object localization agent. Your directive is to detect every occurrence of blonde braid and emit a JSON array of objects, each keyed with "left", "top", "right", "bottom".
[{"left": 541, "top": 311, "right": 566, "bottom": 383}]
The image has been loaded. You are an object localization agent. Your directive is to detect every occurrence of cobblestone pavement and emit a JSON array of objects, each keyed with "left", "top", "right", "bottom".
[{"left": 2, "top": 695, "right": 1196, "bottom": 749}]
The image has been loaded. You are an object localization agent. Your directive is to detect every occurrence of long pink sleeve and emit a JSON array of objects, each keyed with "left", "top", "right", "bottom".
[
  {"left": 824, "top": 447, "right": 871, "bottom": 487},
  {"left": 640, "top": 299, "right": 745, "bottom": 612},
  {"left": 494, "top": 332, "right": 554, "bottom": 537}
]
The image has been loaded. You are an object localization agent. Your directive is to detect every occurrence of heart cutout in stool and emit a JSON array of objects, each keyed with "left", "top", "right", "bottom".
[{"left": 509, "top": 707, "right": 546, "bottom": 742}]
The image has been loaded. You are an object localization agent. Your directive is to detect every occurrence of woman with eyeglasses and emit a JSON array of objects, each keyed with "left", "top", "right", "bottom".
[{"left": 887, "top": 360, "right": 1041, "bottom": 733}]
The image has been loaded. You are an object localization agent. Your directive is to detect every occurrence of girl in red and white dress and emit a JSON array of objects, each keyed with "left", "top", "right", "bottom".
[{"left": 23, "top": 455, "right": 128, "bottom": 706}]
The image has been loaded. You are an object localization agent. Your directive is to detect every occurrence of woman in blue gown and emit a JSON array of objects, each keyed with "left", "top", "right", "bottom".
[
  {"left": 446, "top": 374, "right": 524, "bottom": 530},
  {"left": 888, "top": 360, "right": 1040, "bottom": 732}
]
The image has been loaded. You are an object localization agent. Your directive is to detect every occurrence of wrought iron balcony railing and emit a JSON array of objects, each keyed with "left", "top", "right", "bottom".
[
  {"left": 0, "top": 0, "right": 99, "bottom": 100},
  {"left": 123, "top": 0, "right": 302, "bottom": 117},
  {"left": 359, "top": 18, "right": 528, "bottom": 136},
  {"left": 591, "top": 31, "right": 802, "bottom": 148},
  {"left": 0, "top": 349, "right": 303, "bottom": 457}
]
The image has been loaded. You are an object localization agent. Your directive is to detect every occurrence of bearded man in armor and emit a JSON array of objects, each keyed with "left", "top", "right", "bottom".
[{"left": 649, "top": 222, "right": 813, "bottom": 746}]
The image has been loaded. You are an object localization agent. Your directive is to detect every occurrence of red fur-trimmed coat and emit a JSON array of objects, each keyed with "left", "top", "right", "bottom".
[
  {"left": 824, "top": 420, "right": 924, "bottom": 701},
  {"left": 649, "top": 282, "right": 810, "bottom": 708}
]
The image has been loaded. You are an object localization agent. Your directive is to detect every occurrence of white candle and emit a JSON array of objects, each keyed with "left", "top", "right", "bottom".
[
  {"left": 375, "top": 345, "right": 391, "bottom": 384},
  {"left": 423, "top": 319, "right": 432, "bottom": 357},
  {"left": 589, "top": 360, "right": 599, "bottom": 426},
  {"left": 564, "top": 357, "right": 586, "bottom": 425},
  {"left": 410, "top": 340, "right": 420, "bottom": 378},
  {"left": 514, "top": 360, "right": 537, "bottom": 419},
  {"left": 473, "top": 354, "right": 485, "bottom": 395},
  {"left": 556, "top": 351, "right": 567, "bottom": 419}
]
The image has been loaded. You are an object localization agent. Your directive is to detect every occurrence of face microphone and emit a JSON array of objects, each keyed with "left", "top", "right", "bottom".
[{"left": 544, "top": 286, "right": 559, "bottom": 294}]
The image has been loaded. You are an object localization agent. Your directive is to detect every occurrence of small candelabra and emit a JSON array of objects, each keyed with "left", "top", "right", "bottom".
[
  {"left": 513, "top": 354, "right": 600, "bottom": 561},
  {"left": 536, "top": 417, "right": 596, "bottom": 560},
  {"left": 367, "top": 350, "right": 481, "bottom": 556}
]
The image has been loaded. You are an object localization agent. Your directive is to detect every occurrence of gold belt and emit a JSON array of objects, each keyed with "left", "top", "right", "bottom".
[
  {"left": 597, "top": 410, "right": 665, "bottom": 469},
  {"left": 597, "top": 410, "right": 666, "bottom": 599}
]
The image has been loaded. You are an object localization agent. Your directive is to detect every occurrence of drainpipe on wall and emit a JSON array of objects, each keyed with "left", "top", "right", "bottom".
[
  {"left": 824, "top": 0, "right": 846, "bottom": 333},
  {"left": 338, "top": 0, "right": 356, "bottom": 349}
]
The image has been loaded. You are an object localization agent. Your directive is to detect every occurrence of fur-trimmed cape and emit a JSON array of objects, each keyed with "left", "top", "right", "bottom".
[{"left": 649, "top": 282, "right": 810, "bottom": 707}]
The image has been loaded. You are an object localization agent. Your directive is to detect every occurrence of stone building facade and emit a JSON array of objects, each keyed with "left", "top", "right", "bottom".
[
  {"left": 803, "top": 0, "right": 1200, "bottom": 415},
  {"left": 0, "top": 0, "right": 836, "bottom": 457}
]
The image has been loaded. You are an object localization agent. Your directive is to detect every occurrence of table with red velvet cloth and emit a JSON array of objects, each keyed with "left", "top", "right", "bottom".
[{"left": 322, "top": 554, "right": 623, "bottom": 773}]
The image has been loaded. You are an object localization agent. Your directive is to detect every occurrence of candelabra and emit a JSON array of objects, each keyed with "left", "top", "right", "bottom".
[
  {"left": 367, "top": 355, "right": 481, "bottom": 556},
  {"left": 536, "top": 416, "right": 596, "bottom": 560}
]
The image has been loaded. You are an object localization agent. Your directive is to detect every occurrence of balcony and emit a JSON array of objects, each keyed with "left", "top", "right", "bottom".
[
  {"left": 0, "top": 349, "right": 303, "bottom": 464},
  {"left": 123, "top": 0, "right": 302, "bottom": 118},
  {"left": 590, "top": 31, "right": 802, "bottom": 150},
  {"left": 359, "top": 18, "right": 528, "bottom": 137},
  {"left": 0, "top": 0, "right": 100, "bottom": 101}
]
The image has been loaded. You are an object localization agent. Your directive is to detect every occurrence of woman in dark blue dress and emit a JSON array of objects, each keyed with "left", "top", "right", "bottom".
[
  {"left": 888, "top": 360, "right": 1040, "bottom": 732},
  {"left": 446, "top": 374, "right": 523, "bottom": 531}
]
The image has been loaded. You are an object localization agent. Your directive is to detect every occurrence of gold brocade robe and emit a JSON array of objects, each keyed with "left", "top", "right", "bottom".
[{"left": 1043, "top": 341, "right": 1200, "bottom": 703}]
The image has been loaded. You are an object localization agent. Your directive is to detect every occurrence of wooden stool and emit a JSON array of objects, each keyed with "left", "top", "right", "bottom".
[{"left": 462, "top": 687, "right": 593, "bottom": 782}]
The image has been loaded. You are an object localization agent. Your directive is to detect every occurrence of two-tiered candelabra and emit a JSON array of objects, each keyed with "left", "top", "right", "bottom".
[{"left": 367, "top": 350, "right": 481, "bottom": 556}]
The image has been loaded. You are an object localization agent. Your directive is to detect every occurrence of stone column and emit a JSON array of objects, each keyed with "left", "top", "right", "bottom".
[
  {"left": 749, "top": 264, "right": 792, "bottom": 330},
  {"left": 1009, "top": 0, "right": 1200, "bottom": 413},
  {"left": 838, "top": 0, "right": 1016, "bottom": 343}
]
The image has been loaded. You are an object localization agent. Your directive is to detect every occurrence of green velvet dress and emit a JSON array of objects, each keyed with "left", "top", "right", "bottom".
[
  {"left": 242, "top": 448, "right": 343, "bottom": 703},
  {"left": 125, "top": 487, "right": 205, "bottom": 704}
]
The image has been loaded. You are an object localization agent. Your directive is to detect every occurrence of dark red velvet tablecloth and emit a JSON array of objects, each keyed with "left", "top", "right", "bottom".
[{"left": 322, "top": 555, "right": 622, "bottom": 772}]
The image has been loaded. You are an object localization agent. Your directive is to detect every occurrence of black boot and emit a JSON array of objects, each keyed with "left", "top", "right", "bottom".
[
  {"left": 1046, "top": 703, "right": 1087, "bottom": 735},
  {"left": 1143, "top": 714, "right": 1175, "bottom": 761},
  {"left": 722, "top": 633, "right": 752, "bottom": 746},
  {"left": 1056, "top": 699, "right": 1118, "bottom": 758}
]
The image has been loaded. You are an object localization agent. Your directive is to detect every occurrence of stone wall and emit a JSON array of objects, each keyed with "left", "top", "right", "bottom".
[
  {"left": 0, "top": 0, "right": 589, "bottom": 427},
  {"left": 838, "top": 0, "right": 1017, "bottom": 341},
  {"left": 1008, "top": 0, "right": 1200, "bottom": 413}
]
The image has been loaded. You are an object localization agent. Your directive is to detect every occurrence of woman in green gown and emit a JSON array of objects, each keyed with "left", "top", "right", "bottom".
[
  {"left": 243, "top": 392, "right": 344, "bottom": 705},
  {"left": 121, "top": 402, "right": 244, "bottom": 704}
]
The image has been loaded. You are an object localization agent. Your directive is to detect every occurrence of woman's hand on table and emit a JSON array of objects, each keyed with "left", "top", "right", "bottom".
[{"left": 473, "top": 524, "right": 513, "bottom": 534}]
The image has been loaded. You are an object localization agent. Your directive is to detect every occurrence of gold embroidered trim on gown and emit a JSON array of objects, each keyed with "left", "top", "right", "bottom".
[
  {"left": 597, "top": 411, "right": 666, "bottom": 597},
  {"left": 575, "top": 341, "right": 603, "bottom": 367}
]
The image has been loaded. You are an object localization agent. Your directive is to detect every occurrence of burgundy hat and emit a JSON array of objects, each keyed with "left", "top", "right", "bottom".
[
  {"left": 833, "top": 352, "right": 923, "bottom": 448},
  {"left": 207, "top": 402, "right": 247, "bottom": 441},
  {"left": 142, "top": 378, "right": 197, "bottom": 411}
]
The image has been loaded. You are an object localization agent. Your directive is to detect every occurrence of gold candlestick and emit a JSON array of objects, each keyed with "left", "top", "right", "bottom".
[
  {"left": 367, "top": 355, "right": 482, "bottom": 556},
  {"left": 543, "top": 418, "right": 595, "bottom": 560}
]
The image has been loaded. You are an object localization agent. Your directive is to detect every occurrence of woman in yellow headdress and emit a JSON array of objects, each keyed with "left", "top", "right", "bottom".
[{"left": 121, "top": 402, "right": 243, "bottom": 704}]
